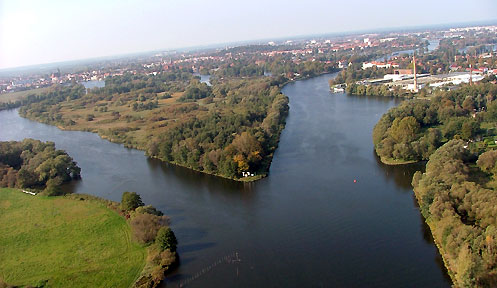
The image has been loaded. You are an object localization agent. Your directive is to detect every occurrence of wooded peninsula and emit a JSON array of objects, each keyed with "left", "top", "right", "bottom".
[
  {"left": 373, "top": 81, "right": 497, "bottom": 286},
  {"left": 13, "top": 59, "right": 334, "bottom": 181}
]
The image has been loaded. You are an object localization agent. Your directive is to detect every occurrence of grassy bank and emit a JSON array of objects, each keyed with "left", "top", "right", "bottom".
[
  {"left": 379, "top": 157, "right": 418, "bottom": 165},
  {"left": 0, "top": 188, "right": 146, "bottom": 287}
]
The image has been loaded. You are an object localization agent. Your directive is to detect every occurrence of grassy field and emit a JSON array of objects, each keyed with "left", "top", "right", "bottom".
[
  {"left": 379, "top": 156, "right": 418, "bottom": 165},
  {"left": 0, "top": 188, "right": 146, "bottom": 287},
  {"left": 0, "top": 87, "right": 52, "bottom": 103}
]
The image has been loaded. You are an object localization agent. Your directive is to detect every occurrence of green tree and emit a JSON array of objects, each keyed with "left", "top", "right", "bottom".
[
  {"left": 121, "top": 191, "right": 144, "bottom": 211},
  {"left": 16, "top": 167, "right": 38, "bottom": 188},
  {"left": 461, "top": 120, "right": 479, "bottom": 140},
  {"left": 477, "top": 150, "right": 497, "bottom": 175},
  {"left": 155, "top": 227, "right": 178, "bottom": 252},
  {"left": 389, "top": 116, "right": 420, "bottom": 143}
]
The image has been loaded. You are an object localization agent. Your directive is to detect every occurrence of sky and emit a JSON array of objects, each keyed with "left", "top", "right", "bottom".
[{"left": 1, "top": 0, "right": 496, "bottom": 69}]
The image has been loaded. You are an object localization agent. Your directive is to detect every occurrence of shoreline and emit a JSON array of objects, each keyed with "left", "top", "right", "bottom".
[
  {"left": 378, "top": 156, "right": 418, "bottom": 165},
  {"left": 6, "top": 114, "right": 272, "bottom": 183},
  {"left": 412, "top": 188, "right": 456, "bottom": 285},
  {"left": 63, "top": 193, "right": 178, "bottom": 288}
]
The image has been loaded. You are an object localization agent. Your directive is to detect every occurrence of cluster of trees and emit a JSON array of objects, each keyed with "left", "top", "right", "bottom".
[
  {"left": 0, "top": 139, "right": 81, "bottom": 195},
  {"left": 120, "top": 192, "right": 177, "bottom": 288},
  {"left": 264, "top": 56, "right": 337, "bottom": 79},
  {"left": 412, "top": 140, "right": 497, "bottom": 287},
  {"left": 132, "top": 100, "right": 158, "bottom": 111},
  {"left": 373, "top": 83, "right": 497, "bottom": 163},
  {"left": 330, "top": 65, "right": 393, "bottom": 85},
  {"left": 214, "top": 60, "right": 265, "bottom": 78},
  {"left": 178, "top": 80, "right": 213, "bottom": 101},
  {"left": 84, "top": 71, "right": 192, "bottom": 106},
  {"left": 345, "top": 83, "right": 414, "bottom": 98},
  {"left": 100, "top": 70, "right": 193, "bottom": 96},
  {"left": 147, "top": 78, "right": 289, "bottom": 179}
]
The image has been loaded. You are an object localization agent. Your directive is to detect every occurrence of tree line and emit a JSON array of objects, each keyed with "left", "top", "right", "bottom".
[{"left": 413, "top": 140, "right": 497, "bottom": 287}]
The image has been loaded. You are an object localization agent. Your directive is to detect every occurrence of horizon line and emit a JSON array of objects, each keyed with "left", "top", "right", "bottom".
[{"left": 1, "top": 19, "right": 496, "bottom": 73}]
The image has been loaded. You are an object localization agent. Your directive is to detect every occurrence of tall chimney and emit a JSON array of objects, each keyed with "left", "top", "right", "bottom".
[
  {"left": 413, "top": 54, "right": 418, "bottom": 92},
  {"left": 469, "top": 63, "right": 473, "bottom": 85}
]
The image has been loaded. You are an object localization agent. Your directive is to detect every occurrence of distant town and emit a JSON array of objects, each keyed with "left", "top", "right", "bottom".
[{"left": 2, "top": 24, "right": 495, "bottom": 96}]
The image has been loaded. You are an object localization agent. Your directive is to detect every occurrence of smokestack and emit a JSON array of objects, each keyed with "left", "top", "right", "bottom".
[
  {"left": 469, "top": 63, "right": 473, "bottom": 85},
  {"left": 413, "top": 54, "right": 418, "bottom": 92}
]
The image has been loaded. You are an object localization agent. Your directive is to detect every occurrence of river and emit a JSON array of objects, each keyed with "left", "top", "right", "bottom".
[
  {"left": 0, "top": 73, "right": 451, "bottom": 287},
  {"left": 376, "top": 39, "right": 440, "bottom": 62}
]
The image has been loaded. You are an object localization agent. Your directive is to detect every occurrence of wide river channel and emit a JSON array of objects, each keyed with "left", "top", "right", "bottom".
[{"left": 0, "top": 73, "right": 451, "bottom": 287}]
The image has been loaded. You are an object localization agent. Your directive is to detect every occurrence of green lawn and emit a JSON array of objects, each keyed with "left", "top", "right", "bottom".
[{"left": 0, "top": 188, "right": 146, "bottom": 287}]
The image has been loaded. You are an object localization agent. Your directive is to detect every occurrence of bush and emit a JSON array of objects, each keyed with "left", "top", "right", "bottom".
[
  {"left": 155, "top": 227, "right": 177, "bottom": 252},
  {"left": 121, "top": 191, "right": 144, "bottom": 211},
  {"left": 42, "top": 177, "right": 63, "bottom": 196},
  {"left": 147, "top": 246, "right": 176, "bottom": 267},
  {"left": 129, "top": 213, "right": 168, "bottom": 244},
  {"left": 135, "top": 205, "right": 163, "bottom": 216}
]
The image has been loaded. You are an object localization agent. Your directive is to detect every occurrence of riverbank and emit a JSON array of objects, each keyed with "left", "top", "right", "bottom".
[
  {"left": 415, "top": 209, "right": 456, "bottom": 284},
  {"left": 43, "top": 124, "right": 271, "bottom": 182},
  {"left": 378, "top": 156, "right": 418, "bottom": 165}
]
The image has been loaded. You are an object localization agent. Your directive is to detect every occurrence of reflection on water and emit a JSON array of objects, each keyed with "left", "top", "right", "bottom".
[
  {"left": 0, "top": 73, "right": 451, "bottom": 287},
  {"left": 193, "top": 73, "right": 211, "bottom": 86},
  {"left": 373, "top": 151, "right": 426, "bottom": 190}
]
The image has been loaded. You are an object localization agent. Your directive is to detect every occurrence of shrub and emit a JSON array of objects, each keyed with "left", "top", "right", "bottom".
[
  {"left": 135, "top": 205, "right": 163, "bottom": 216},
  {"left": 147, "top": 246, "right": 176, "bottom": 267},
  {"left": 129, "top": 213, "right": 168, "bottom": 244},
  {"left": 86, "top": 114, "right": 94, "bottom": 121}
]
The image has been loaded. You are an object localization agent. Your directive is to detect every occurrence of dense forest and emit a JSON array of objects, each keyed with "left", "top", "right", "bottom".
[
  {"left": 373, "top": 82, "right": 497, "bottom": 164},
  {"left": 146, "top": 77, "right": 289, "bottom": 178},
  {"left": 0, "top": 139, "right": 81, "bottom": 195},
  {"left": 412, "top": 140, "right": 497, "bottom": 287}
]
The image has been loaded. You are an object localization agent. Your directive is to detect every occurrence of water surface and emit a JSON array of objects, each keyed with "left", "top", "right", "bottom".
[
  {"left": 81, "top": 80, "right": 105, "bottom": 89},
  {"left": 0, "top": 74, "right": 450, "bottom": 287}
]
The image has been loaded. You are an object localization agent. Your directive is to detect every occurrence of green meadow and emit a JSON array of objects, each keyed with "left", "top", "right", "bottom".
[{"left": 0, "top": 188, "right": 146, "bottom": 287}]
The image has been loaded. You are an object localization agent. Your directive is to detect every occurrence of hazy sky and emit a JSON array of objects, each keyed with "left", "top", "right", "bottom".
[{"left": 1, "top": 0, "right": 496, "bottom": 69}]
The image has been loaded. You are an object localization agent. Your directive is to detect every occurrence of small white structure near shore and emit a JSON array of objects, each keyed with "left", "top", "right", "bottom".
[
  {"left": 22, "top": 190, "right": 36, "bottom": 196},
  {"left": 241, "top": 172, "right": 255, "bottom": 177}
]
